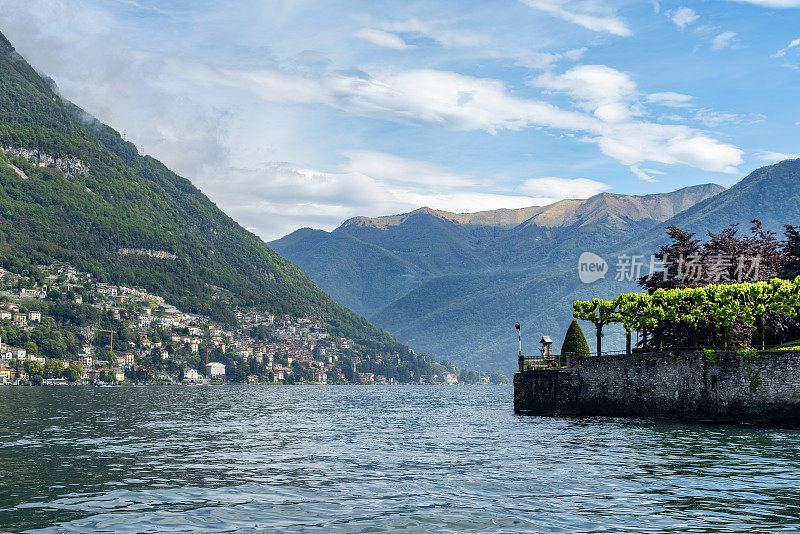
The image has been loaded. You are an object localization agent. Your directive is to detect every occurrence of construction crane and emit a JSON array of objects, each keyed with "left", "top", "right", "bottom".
[{"left": 96, "top": 328, "right": 116, "bottom": 351}]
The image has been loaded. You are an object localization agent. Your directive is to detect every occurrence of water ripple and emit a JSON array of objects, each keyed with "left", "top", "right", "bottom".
[{"left": 0, "top": 386, "right": 799, "bottom": 532}]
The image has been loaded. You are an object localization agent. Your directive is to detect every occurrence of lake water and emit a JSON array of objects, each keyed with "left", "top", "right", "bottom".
[{"left": 1, "top": 385, "right": 799, "bottom": 533}]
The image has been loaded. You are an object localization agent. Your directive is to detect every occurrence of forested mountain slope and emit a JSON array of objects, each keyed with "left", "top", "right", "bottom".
[
  {"left": 0, "top": 31, "right": 406, "bottom": 356},
  {"left": 621, "top": 158, "right": 800, "bottom": 255}
]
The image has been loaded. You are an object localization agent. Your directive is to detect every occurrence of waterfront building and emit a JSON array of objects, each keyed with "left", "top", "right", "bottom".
[{"left": 206, "top": 362, "right": 225, "bottom": 379}]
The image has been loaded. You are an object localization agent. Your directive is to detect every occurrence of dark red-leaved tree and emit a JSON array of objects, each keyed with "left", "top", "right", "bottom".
[{"left": 637, "top": 220, "right": 800, "bottom": 349}]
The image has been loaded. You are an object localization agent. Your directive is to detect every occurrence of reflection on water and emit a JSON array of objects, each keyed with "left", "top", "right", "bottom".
[{"left": 1, "top": 385, "right": 799, "bottom": 532}]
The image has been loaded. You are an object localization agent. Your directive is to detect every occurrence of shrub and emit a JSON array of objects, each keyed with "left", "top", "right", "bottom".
[
  {"left": 737, "top": 347, "right": 760, "bottom": 361},
  {"left": 703, "top": 348, "right": 718, "bottom": 364},
  {"left": 561, "top": 320, "right": 591, "bottom": 357}
]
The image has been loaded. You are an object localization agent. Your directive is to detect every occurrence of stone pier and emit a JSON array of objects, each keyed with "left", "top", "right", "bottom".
[{"left": 514, "top": 350, "right": 800, "bottom": 426}]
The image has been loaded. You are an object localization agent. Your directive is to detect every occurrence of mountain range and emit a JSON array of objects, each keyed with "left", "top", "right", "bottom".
[
  {"left": 273, "top": 185, "right": 724, "bottom": 316},
  {"left": 272, "top": 162, "right": 800, "bottom": 374}
]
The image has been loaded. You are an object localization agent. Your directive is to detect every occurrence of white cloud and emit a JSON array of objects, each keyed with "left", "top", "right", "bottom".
[
  {"left": 365, "top": 16, "right": 586, "bottom": 69},
  {"left": 670, "top": 7, "right": 699, "bottom": 28},
  {"left": 519, "top": 177, "right": 609, "bottom": 198},
  {"left": 758, "top": 151, "right": 800, "bottom": 162},
  {"left": 647, "top": 92, "right": 694, "bottom": 107},
  {"left": 711, "top": 31, "right": 738, "bottom": 51},
  {"left": 630, "top": 166, "right": 663, "bottom": 182},
  {"left": 529, "top": 65, "right": 742, "bottom": 173},
  {"left": 207, "top": 65, "right": 595, "bottom": 133},
  {"left": 520, "top": 0, "right": 633, "bottom": 36},
  {"left": 534, "top": 65, "right": 639, "bottom": 122},
  {"left": 371, "top": 18, "right": 492, "bottom": 49},
  {"left": 341, "top": 150, "right": 478, "bottom": 187},
  {"left": 692, "top": 109, "right": 743, "bottom": 126},
  {"left": 199, "top": 62, "right": 742, "bottom": 174},
  {"left": 594, "top": 122, "right": 742, "bottom": 174},
  {"left": 354, "top": 28, "right": 413, "bottom": 50},
  {"left": 515, "top": 47, "right": 588, "bottom": 69},
  {"left": 199, "top": 164, "right": 390, "bottom": 239},
  {"left": 0, "top": 0, "right": 748, "bottom": 240},
  {"left": 775, "top": 37, "right": 800, "bottom": 57},
  {"left": 112, "top": 0, "right": 173, "bottom": 16},
  {"left": 728, "top": 0, "right": 800, "bottom": 6},
  {"left": 0, "top": 2, "right": 228, "bottom": 178}
]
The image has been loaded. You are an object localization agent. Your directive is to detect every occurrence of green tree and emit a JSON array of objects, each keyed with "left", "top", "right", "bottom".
[
  {"left": 740, "top": 279, "right": 782, "bottom": 350},
  {"left": 40, "top": 338, "right": 67, "bottom": 359},
  {"left": 573, "top": 298, "right": 617, "bottom": 356},
  {"left": 23, "top": 341, "right": 38, "bottom": 355},
  {"left": 561, "top": 319, "right": 591, "bottom": 357},
  {"left": 64, "top": 363, "right": 82, "bottom": 382},
  {"left": 658, "top": 287, "right": 706, "bottom": 348},
  {"left": 23, "top": 359, "right": 43, "bottom": 384},
  {"left": 701, "top": 284, "right": 743, "bottom": 349},
  {"left": 612, "top": 293, "right": 649, "bottom": 354},
  {"left": 44, "top": 358, "right": 64, "bottom": 379}
]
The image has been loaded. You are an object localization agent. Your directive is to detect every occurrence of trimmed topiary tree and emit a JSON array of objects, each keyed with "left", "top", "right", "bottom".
[{"left": 561, "top": 320, "right": 591, "bottom": 357}]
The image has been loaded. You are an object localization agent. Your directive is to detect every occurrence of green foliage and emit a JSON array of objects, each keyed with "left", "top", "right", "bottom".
[
  {"left": 749, "top": 369, "right": 762, "bottom": 393},
  {"left": 573, "top": 298, "right": 618, "bottom": 354},
  {"left": 561, "top": 319, "right": 590, "bottom": 357},
  {"left": 0, "top": 319, "right": 77, "bottom": 359},
  {"left": 737, "top": 347, "right": 760, "bottom": 361},
  {"left": 572, "top": 298, "right": 617, "bottom": 335},
  {"left": 44, "top": 358, "right": 64, "bottom": 379},
  {"left": 97, "top": 349, "right": 116, "bottom": 364},
  {"left": 40, "top": 337, "right": 68, "bottom": 359},
  {"left": 575, "top": 277, "right": 800, "bottom": 351},
  {"left": 743, "top": 365, "right": 762, "bottom": 393},
  {"left": 23, "top": 359, "right": 43, "bottom": 379},
  {"left": 703, "top": 349, "right": 718, "bottom": 364},
  {"left": 64, "top": 363, "right": 82, "bottom": 382}
]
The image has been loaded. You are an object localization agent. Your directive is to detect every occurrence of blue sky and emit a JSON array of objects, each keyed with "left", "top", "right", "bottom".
[{"left": 1, "top": 0, "right": 799, "bottom": 239}]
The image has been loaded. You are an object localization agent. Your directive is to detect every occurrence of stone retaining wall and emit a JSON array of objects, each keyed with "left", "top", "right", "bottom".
[{"left": 513, "top": 350, "right": 800, "bottom": 426}]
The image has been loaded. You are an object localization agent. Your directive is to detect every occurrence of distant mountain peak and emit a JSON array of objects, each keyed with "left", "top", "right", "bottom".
[
  {"left": 337, "top": 183, "right": 725, "bottom": 232},
  {"left": 411, "top": 206, "right": 437, "bottom": 214}
]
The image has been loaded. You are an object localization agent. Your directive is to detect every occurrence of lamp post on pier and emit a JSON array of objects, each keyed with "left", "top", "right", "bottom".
[{"left": 516, "top": 323, "right": 523, "bottom": 372}]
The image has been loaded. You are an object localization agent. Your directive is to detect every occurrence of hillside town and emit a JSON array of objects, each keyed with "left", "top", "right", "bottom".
[{"left": 0, "top": 263, "right": 505, "bottom": 386}]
